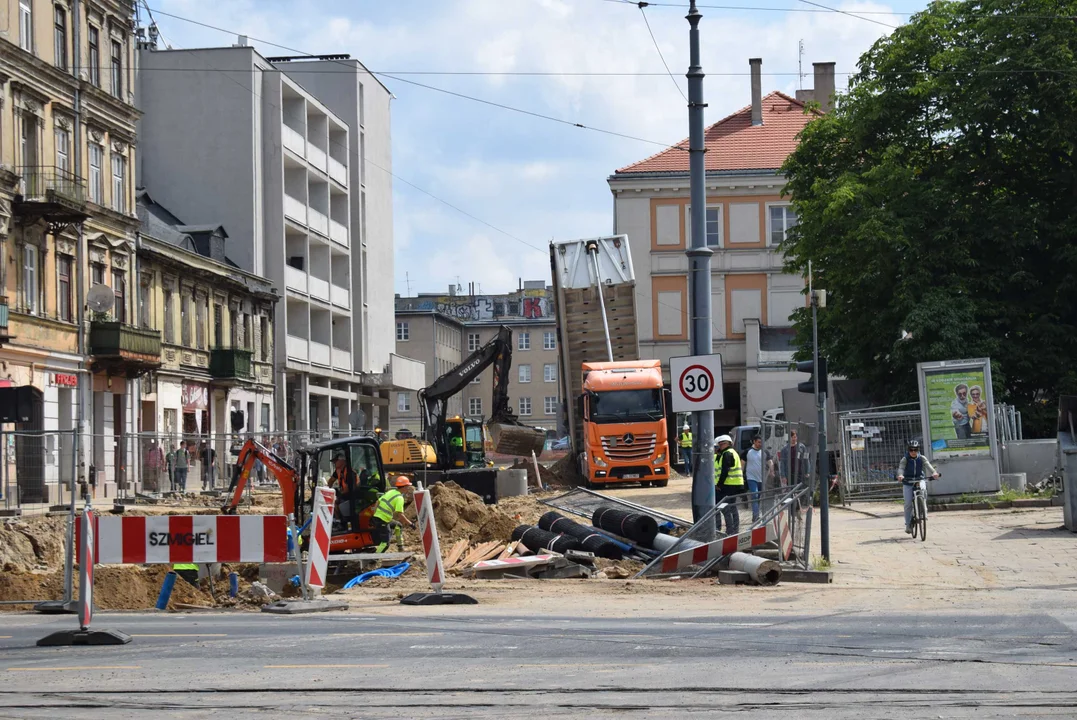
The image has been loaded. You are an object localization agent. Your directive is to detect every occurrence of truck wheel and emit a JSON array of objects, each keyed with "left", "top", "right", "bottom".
[{"left": 654, "top": 480, "right": 669, "bottom": 488}]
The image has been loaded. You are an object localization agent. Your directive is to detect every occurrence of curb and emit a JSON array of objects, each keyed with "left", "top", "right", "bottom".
[
  {"left": 833, "top": 505, "right": 885, "bottom": 519},
  {"left": 927, "top": 498, "right": 1055, "bottom": 512}
]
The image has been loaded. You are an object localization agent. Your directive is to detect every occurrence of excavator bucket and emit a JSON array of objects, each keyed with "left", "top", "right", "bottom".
[{"left": 488, "top": 421, "right": 547, "bottom": 458}]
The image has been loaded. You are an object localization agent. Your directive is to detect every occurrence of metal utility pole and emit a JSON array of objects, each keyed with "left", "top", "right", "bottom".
[
  {"left": 685, "top": 0, "right": 715, "bottom": 525},
  {"left": 811, "top": 279, "right": 830, "bottom": 560}
]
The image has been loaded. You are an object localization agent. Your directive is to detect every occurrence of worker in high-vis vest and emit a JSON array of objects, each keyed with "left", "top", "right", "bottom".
[
  {"left": 371, "top": 476, "right": 415, "bottom": 552},
  {"left": 678, "top": 423, "right": 693, "bottom": 471},
  {"left": 173, "top": 563, "right": 200, "bottom": 586},
  {"left": 714, "top": 434, "right": 745, "bottom": 535}
]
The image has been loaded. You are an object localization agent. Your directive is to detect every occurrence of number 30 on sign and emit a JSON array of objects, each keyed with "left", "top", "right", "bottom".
[{"left": 670, "top": 354, "right": 725, "bottom": 413}]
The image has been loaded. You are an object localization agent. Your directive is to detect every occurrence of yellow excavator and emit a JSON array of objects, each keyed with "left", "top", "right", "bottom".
[{"left": 380, "top": 326, "right": 546, "bottom": 493}]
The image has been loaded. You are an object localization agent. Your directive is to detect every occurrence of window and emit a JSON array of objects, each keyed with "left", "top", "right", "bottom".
[
  {"left": 110, "top": 39, "right": 122, "bottom": 98},
  {"left": 518, "top": 397, "right": 532, "bottom": 417},
  {"left": 54, "top": 127, "right": 69, "bottom": 173},
  {"left": 21, "top": 244, "right": 38, "bottom": 314},
  {"left": 19, "top": 0, "right": 32, "bottom": 52},
  {"left": 544, "top": 363, "right": 557, "bottom": 383},
  {"left": 397, "top": 393, "right": 411, "bottom": 412},
  {"left": 518, "top": 364, "right": 531, "bottom": 383},
  {"left": 180, "top": 294, "right": 190, "bottom": 345},
  {"left": 53, "top": 5, "right": 66, "bottom": 69},
  {"left": 88, "top": 143, "right": 103, "bottom": 204},
  {"left": 196, "top": 296, "right": 206, "bottom": 349},
  {"left": 396, "top": 321, "right": 409, "bottom": 341},
  {"left": 88, "top": 26, "right": 100, "bottom": 86},
  {"left": 111, "top": 153, "right": 127, "bottom": 213},
  {"left": 706, "top": 207, "right": 721, "bottom": 247},
  {"left": 517, "top": 331, "right": 530, "bottom": 350},
  {"left": 57, "top": 255, "right": 72, "bottom": 322},
  {"left": 261, "top": 403, "right": 271, "bottom": 432},
  {"left": 544, "top": 396, "right": 558, "bottom": 415},
  {"left": 260, "top": 315, "right": 269, "bottom": 360},
  {"left": 468, "top": 333, "right": 480, "bottom": 352},
  {"left": 543, "top": 331, "right": 556, "bottom": 350},
  {"left": 213, "top": 303, "right": 223, "bottom": 347},
  {"left": 139, "top": 275, "right": 152, "bottom": 328},
  {"left": 769, "top": 205, "right": 798, "bottom": 246},
  {"left": 163, "top": 288, "right": 174, "bottom": 343},
  {"left": 91, "top": 262, "right": 105, "bottom": 286},
  {"left": 469, "top": 397, "right": 482, "bottom": 416},
  {"left": 112, "top": 268, "right": 125, "bottom": 323},
  {"left": 243, "top": 314, "right": 252, "bottom": 351}
]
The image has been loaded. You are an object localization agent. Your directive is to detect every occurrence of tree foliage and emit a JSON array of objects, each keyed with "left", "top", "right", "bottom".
[{"left": 781, "top": 0, "right": 1077, "bottom": 437}]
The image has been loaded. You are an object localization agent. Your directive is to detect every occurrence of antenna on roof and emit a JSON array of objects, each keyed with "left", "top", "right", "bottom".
[{"left": 798, "top": 40, "right": 805, "bottom": 90}]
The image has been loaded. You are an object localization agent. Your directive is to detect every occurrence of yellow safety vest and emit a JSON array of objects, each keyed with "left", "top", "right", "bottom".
[
  {"left": 173, "top": 563, "right": 199, "bottom": 571},
  {"left": 714, "top": 448, "right": 745, "bottom": 486},
  {"left": 679, "top": 431, "right": 693, "bottom": 448},
  {"left": 373, "top": 488, "right": 404, "bottom": 523}
]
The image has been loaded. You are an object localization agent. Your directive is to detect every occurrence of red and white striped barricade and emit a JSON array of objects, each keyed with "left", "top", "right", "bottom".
[
  {"left": 38, "top": 505, "right": 131, "bottom": 647},
  {"left": 304, "top": 487, "right": 335, "bottom": 592},
  {"left": 401, "top": 484, "right": 477, "bottom": 606},
  {"left": 658, "top": 524, "right": 775, "bottom": 575},
  {"left": 76, "top": 514, "right": 290, "bottom": 564},
  {"left": 470, "top": 554, "right": 556, "bottom": 578},
  {"left": 773, "top": 505, "right": 794, "bottom": 562}
]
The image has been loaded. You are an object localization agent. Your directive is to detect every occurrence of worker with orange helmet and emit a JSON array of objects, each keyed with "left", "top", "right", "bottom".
[{"left": 371, "top": 476, "right": 415, "bottom": 552}]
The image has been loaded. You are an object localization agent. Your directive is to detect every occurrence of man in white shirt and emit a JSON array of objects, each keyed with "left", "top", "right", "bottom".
[{"left": 744, "top": 435, "right": 769, "bottom": 522}]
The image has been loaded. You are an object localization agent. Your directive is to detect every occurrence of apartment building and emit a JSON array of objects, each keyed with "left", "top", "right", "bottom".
[
  {"left": 136, "top": 43, "right": 397, "bottom": 434},
  {"left": 391, "top": 282, "right": 562, "bottom": 439},
  {"left": 0, "top": 0, "right": 145, "bottom": 501},
  {"left": 136, "top": 191, "right": 277, "bottom": 454},
  {"left": 608, "top": 59, "right": 833, "bottom": 428}
]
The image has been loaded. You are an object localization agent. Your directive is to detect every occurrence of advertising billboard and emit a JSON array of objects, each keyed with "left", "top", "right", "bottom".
[{"left": 917, "top": 359, "right": 995, "bottom": 461}]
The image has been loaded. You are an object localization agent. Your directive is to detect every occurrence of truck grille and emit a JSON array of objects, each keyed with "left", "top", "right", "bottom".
[{"left": 601, "top": 433, "right": 657, "bottom": 461}]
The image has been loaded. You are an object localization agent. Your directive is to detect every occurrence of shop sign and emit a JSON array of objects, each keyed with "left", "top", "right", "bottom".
[
  {"left": 182, "top": 382, "right": 208, "bottom": 411},
  {"left": 52, "top": 373, "right": 79, "bottom": 388}
]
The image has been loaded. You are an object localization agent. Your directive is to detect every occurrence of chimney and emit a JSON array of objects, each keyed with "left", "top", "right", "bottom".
[
  {"left": 749, "top": 58, "right": 763, "bottom": 126},
  {"left": 234, "top": 35, "right": 248, "bottom": 47},
  {"left": 813, "top": 61, "right": 836, "bottom": 113}
]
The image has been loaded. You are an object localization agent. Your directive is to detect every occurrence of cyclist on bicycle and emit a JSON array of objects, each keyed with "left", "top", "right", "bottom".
[{"left": 896, "top": 441, "right": 940, "bottom": 534}]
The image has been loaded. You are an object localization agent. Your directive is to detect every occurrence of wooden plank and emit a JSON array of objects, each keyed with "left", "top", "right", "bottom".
[
  {"left": 477, "top": 543, "right": 506, "bottom": 563},
  {"left": 497, "top": 541, "right": 519, "bottom": 560},
  {"left": 443, "top": 539, "right": 469, "bottom": 568}
]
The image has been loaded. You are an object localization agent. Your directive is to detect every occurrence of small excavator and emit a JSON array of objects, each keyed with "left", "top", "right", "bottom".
[
  {"left": 221, "top": 435, "right": 388, "bottom": 553},
  {"left": 380, "top": 325, "right": 547, "bottom": 497}
]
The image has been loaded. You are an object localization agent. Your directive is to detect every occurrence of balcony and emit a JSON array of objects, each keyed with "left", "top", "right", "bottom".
[
  {"left": 308, "top": 208, "right": 329, "bottom": 237},
  {"left": 329, "top": 219, "right": 348, "bottom": 246},
  {"left": 0, "top": 296, "right": 11, "bottom": 345},
  {"left": 14, "top": 166, "right": 89, "bottom": 228},
  {"left": 309, "top": 276, "right": 330, "bottom": 302},
  {"left": 330, "top": 283, "right": 349, "bottom": 309},
  {"left": 307, "top": 144, "right": 328, "bottom": 172},
  {"left": 285, "top": 265, "right": 308, "bottom": 293},
  {"left": 328, "top": 157, "right": 348, "bottom": 186},
  {"left": 310, "top": 341, "right": 331, "bottom": 367},
  {"left": 283, "top": 125, "right": 306, "bottom": 157},
  {"left": 286, "top": 335, "right": 308, "bottom": 361},
  {"left": 332, "top": 347, "right": 351, "bottom": 371},
  {"left": 284, "top": 194, "right": 306, "bottom": 225},
  {"left": 88, "top": 321, "right": 162, "bottom": 376},
  {"left": 209, "top": 347, "right": 253, "bottom": 385}
]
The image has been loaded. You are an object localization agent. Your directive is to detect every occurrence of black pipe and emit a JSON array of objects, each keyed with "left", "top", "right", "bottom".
[
  {"left": 511, "top": 525, "right": 580, "bottom": 555},
  {"left": 538, "top": 512, "right": 624, "bottom": 560},
  {"left": 592, "top": 506, "right": 659, "bottom": 546}
]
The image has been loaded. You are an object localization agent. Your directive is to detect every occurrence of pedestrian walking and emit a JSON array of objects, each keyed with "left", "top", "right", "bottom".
[
  {"left": 714, "top": 434, "right": 744, "bottom": 535},
  {"left": 678, "top": 422, "right": 693, "bottom": 472},
  {"left": 744, "top": 435, "right": 770, "bottom": 522},
  {"left": 144, "top": 440, "right": 164, "bottom": 494},
  {"left": 173, "top": 442, "right": 190, "bottom": 493},
  {"left": 200, "top": 441, "right": 217, "bottom": 491},
  {"left": 779, "top": 430, "right": 809, "bottom": 487}
]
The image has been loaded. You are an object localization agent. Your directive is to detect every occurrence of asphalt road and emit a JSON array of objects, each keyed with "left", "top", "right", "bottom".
[{"left": 2, "top": 607, "right": 1077, "bottom": 718}]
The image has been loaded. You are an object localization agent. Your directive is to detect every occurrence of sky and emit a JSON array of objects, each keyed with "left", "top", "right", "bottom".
[{"left": 145, "top": 0, "right": 932, "bottom": 296}]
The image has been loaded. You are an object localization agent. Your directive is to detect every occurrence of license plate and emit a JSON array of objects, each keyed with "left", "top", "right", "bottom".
[{"left": 623, "top": 474, "right": 640, "bottom": 479}]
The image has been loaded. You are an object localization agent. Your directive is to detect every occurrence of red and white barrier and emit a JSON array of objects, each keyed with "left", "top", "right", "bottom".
[
  {"left": 774, "top": 507, "right": 793, "bottom": 562},
  {"left": 77, "top": 514, "right": 289, "bottom": 565},
  {"left": 79, "top": 508, "right": 95, "bottom": 631},
  {"left": 658, "top": 524, "right": 774, "bottom": 574},
  {"left": 304, "top": 487, "right": 335, "bottom": 590},
  {"left": 413, "top": 487, "right": 444, "bottom": 593},
  {"left": 472, "top": 555, "right": 554, "bottom": 571}
]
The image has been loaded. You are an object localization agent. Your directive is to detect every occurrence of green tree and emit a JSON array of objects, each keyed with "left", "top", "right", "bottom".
[{"left": 781, "top": 0, "right": 1077, "bottom": 437}]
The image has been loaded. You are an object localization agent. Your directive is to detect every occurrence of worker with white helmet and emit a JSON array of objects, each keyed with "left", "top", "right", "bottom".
[
  {"left": 678, "top": 422, "right": 693, "bottom": 472},
  {"left": 713, "top": 434, "right": 744, "bottom": 535}
]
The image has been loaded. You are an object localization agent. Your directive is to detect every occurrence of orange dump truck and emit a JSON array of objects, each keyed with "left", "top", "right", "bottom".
[{"left": 551, "top": 236, "right": 672, "bottom": 487}]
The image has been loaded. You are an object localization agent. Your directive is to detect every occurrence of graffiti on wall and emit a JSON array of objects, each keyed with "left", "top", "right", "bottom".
[{"left": 401, "top": 288, "right": 552, "bottom": 321}]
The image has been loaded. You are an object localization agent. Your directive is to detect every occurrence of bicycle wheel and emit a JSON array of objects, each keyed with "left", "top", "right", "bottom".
[
  {"left": 910, "top": 508, "right": 919, "bottom": 539},
  {"left": 916, "top": 494, "right": 928, "bottom": 542}
]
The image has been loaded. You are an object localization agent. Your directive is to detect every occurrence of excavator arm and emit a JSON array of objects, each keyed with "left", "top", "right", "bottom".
[
  {"left": 418, "top": 325, "right": 545, "bottom": 458},
  {"left": 222, "top": 439, "right": 299, "bottom": 516}
]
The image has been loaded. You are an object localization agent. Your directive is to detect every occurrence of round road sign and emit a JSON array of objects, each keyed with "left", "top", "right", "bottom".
[{"left": 678, "top": 364, "right": 715, "bottom": 405}]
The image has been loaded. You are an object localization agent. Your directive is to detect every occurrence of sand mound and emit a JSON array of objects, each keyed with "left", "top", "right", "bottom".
[
  {"left": 0, "top": 517, "right": 68, "bottom": 571},
  {"left": 424, "top": 482, "right": 518, "bottom": 544}
]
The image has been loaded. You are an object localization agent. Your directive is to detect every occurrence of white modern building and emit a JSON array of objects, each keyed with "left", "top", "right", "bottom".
[{"left": 136, "top": 42, "right": 401, "bottom": 432}]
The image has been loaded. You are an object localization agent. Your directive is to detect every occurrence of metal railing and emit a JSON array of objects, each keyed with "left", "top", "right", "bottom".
[
  {"left": 17, "top": 165, "right": 86, "bottom": 205},
  {"left": 838, "top": 409, "right": 923, "bottom": 501}
]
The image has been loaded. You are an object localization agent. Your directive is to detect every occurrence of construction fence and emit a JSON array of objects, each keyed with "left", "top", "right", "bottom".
[{"left": 1, "top": 429, "right": 79, "bottom": 517}]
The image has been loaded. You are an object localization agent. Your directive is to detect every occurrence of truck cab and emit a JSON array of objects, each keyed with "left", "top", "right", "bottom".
[{"left": 578, "top": 360, "right": 671, "bottom": 487}]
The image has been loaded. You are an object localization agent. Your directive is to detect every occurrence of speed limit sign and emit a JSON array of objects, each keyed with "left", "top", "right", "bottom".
[{"left": 670, "top": 354, "right": 724, "bottom": 413}]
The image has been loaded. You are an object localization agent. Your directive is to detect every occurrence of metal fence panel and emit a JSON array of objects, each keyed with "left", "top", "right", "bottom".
[
  {"left": 2, "top": 429, "right": 78, "bottom": 517},
  {"left": 839, "top": 410, "right": 922, "bottom": 501}
]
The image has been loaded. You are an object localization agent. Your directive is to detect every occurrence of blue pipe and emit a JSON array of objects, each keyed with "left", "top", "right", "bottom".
[
  {"left": 156, "top": 571, "right": 177, "bottom": 610},
  {"left": 228, "top": 572, "right": 239, "bottom": 598}
]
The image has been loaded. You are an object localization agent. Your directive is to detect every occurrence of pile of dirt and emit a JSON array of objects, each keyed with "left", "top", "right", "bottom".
[
  {"left": 422, "top": 482, "right": 519, "bottom": 544},
  {"left": 509, "top": 459, "right": 561, "bottom": 488},
  {"left": 0, "top": 564, "right": 217, "bottom": 611},
  {"left": 0, "top": 517, "right": 68, "bottom": 572},
  {"left": 546, "top": 454, "right": 586, "bottom": 487},
  {"left": 496, "top": 492, "right": 555, "bottom": 527}
]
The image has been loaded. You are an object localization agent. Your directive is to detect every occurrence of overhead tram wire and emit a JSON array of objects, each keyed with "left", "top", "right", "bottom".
[{"left": 634, "top": 1, "right": 688, "bottom": 102}]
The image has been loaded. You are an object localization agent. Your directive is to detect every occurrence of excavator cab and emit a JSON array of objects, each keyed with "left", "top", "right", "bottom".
[
  {"left": 444, "top": 418, "right": 468, "bottom": 468},
  {"left": 464, "top": 419, "right": 487, "bottom": 467}
]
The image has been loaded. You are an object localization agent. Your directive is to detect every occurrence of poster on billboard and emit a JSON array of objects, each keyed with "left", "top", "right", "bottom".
[{"left": 917, "top": 359, "right": 995, "bottom": 460}]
